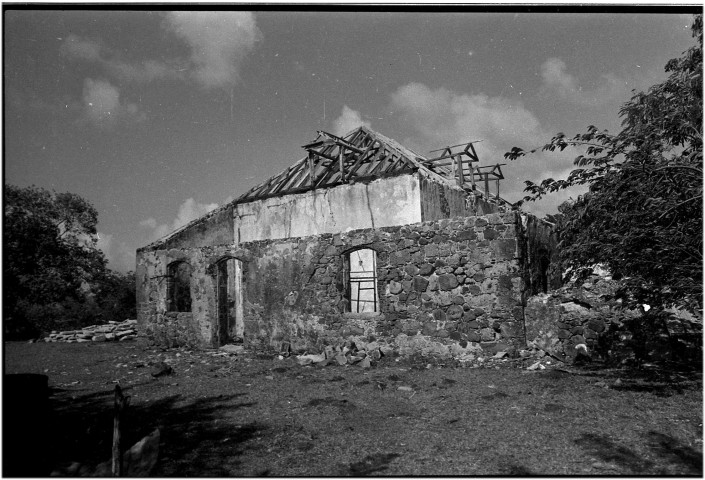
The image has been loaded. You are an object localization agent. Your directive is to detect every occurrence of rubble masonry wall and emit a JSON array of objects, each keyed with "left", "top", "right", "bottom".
[{"left": 137, "top": 211, "right": 529, "bottom": 358}]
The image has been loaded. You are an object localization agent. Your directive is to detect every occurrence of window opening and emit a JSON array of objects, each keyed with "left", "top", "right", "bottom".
[
  {"left": 167, "top": 261, "right": 192, "bottom": 312},
  {"left": 346, "top": 248, "right": 379, "bottom": 313}
]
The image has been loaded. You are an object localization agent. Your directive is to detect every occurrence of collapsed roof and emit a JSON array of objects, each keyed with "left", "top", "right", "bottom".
[
  {"left": 236, "top": 126, "right": 507, "bottom": 204},
  {"left": 141, "top": 127, "right": 509, "bottom": 250}
]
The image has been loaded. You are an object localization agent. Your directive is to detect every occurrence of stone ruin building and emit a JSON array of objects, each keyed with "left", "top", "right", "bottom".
[{"left": 136, "top": 126, "right": 560, "bottom": 360}]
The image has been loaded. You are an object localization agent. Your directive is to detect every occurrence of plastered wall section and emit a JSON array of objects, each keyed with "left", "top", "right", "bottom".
[
  {"left": 233, "top": 174, "right": 422, "bottom": 243},
  {"left": 419, "top": 177, "right": 500, "bottom": 221}
]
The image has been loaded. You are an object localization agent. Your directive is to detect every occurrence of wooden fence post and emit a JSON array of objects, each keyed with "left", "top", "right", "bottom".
[{"left": 112, "top": 385, "right": 129, "bottom": 477}]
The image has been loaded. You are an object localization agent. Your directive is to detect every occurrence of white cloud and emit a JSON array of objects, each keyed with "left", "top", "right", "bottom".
[
  {"left": 97, "top": 232, "right": 136, "bottom": 272},
  {"left": 60, "top": 34, "right": 102, "bottom": 61},
  {"left": 139, "top": 217, "right": 158, "bottom": 229},
  {"left": 390, "top": 82, "right": 586, "bottom": 216},
  {"left": 62, "top": 34, "right": 180, "bottom": 84},
  {"left": 82, "top": 78, "right": 145, "bottom": 126},
  {"left": 173, "top": 197, "right": 219, "bottom": 230},
  {"left": 164, "top": 11, "right": 261, "bottom": 89},
  {"left": 331, "top": 105, "right": 371, "bottom": 136},
  {"left": 541, "top": 58, "right": 578, "bottom": 95},
  {"left": 139, "top": 197, "right": 219, "bottom": 243},
  {"left": 61, "top": 15, "right": 263, "bottom": 89},
  {"left": 540, "top": 57, "right": 630, "bottom": 107}
]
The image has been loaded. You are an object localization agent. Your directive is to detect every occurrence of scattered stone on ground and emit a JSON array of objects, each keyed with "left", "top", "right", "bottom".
[{"left": 43, "top": 319, "right": 137, "bottom": 343}]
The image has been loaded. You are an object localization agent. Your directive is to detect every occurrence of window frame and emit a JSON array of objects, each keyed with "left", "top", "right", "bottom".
[{"left": 343, "top": 247, "right": 380, "bottom": 314}]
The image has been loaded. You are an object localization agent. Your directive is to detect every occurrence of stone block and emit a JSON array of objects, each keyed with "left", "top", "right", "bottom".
[
  {"left": 456, "top": 229, "right": 477, "bottom": 241},
  {"left": 438, "top": 292, "right": 453, "bottom": 306},
  {"left": 432, "top": 309, "right": 446, "bottom": 321},
  {"left": 480, "top": 328, "right": 495, "bottom": 341},
  {"left": 404, "top": 264, "right": 419, "bottom": 276},
  {"left": 413, "top": 276, "right": 429, "bottom": 292},
  {"left": 391, "top": 250, "right": 411, "bottom": 265},
  {"left": 436, "top": 330, "right": 450, "bottom": 338},
  {"left": 492, "top": 239, "right": 516, "bottom": 260},
  {"left": 587, "top": 318, "right": 605, "bottom": 333},
  {"left": 467, "top": 285, "right": 481, "bottom": 295},
  {"left": 452, "top": 295, "right": 465, "bottom": 305},
  {"left": 475, "top": 218, "right": 488, "bottom": 227},
  {"left": 388, "top": 281, "right": 403, "bottom": 294},
  {"left": 484, "top": 228, "right": 499, "bottom": 240},
  {"left": 438, "top": 274, "right": 458, "bottom": 291},
  {"left": 428, "top": 274, "right": 439, "bottom": 291},
  {"left": 583, "top": 328, "right": 598, "bottom": 339},
  {"left": 447, "top": 305, "right": 463, "bottom": 320},
  {"left": 418, "top": 263, "right": 434, "bottom": 275}
]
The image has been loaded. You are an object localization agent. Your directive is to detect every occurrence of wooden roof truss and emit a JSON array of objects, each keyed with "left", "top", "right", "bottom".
[
  {"left": 423, "top": 141, "right": 506, "bottom": 201},
  {"left": 236, "top": 128, "right": 417, "bottom": 202}
]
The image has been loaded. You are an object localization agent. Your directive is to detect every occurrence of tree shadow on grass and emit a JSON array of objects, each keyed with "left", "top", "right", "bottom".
[
  {"left": 49, "top": 387, "right": 259, "bottom": 476},
  {"left": 575, "top": 432, "right": 702, "bottom": 475},
  {"left": 347, "top": 453, "right": 401, "bottom": 476},
  {"left": 645, "top": 431, "right": 703, "bottom": 475}
]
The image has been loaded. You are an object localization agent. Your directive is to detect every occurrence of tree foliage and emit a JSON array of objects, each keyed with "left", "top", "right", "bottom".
[
  {"left": 505, "top": 15, "right": 703, "bottom": 313},
  {"left": 4, "top": 184, "right": 135, "bottom": 337}
]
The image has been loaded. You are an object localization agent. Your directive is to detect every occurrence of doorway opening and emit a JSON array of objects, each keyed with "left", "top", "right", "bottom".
[{"left": 215, "top": 257, "right": 243, "bottom": 346}]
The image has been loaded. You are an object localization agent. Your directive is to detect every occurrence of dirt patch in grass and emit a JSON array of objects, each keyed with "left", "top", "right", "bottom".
[{"left": 4, "top": 341, "right": 702, "bottom": 476}]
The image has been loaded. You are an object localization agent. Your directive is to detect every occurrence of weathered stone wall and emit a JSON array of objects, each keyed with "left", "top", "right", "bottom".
[
  {"left": 137, "top": 212, "right": 530, "bottom": 359},
  {"left": 136, "top": 247, "right": 235, "bottom": 349}
]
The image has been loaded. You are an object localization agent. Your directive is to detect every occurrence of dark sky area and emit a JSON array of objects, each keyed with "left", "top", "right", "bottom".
[{"left": 4, "top": 8, "right": 697, "bottom": 271}]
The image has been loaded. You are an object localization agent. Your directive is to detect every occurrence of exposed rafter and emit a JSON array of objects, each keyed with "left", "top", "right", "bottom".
[{"left": 235, "top": 126, "right": 509, "bottom": 205}]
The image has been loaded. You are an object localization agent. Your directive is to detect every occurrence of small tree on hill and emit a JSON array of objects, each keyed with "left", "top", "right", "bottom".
[{"left": 505, "top": 15, "right": 702, "bottom": 314}]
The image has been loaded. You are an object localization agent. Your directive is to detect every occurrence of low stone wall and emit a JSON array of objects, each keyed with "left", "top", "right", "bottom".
[
  {"left": 43, "top": 319, "right": 137, "bottom": 343},
  {"left": 524, "top": 275, "right": 703, "bottom": 364}
]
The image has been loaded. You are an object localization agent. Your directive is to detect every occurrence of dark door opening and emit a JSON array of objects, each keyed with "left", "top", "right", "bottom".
[{"left": 215, "top": 258, "right": 243, "bottom": 346}]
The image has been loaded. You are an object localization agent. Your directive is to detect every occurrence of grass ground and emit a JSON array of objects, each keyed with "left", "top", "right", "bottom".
[{"left": 4, "top": 341, "right": 702, "bottom": 476}]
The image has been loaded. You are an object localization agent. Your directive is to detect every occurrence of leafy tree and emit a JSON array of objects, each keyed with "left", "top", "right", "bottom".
[
  {"left": 505, "top": 15, "right": 702, "bottom": 313},
  {"left": 93, "top": 270, "right": 137, "bottom": 324},
  {"left": 4, "top": 184, "right": 109, "bottom": 337}
]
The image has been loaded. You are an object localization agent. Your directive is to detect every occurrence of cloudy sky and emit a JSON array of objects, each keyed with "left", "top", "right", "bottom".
[{"left": 4, "top": 8, "right": 698, "bottom": 272}]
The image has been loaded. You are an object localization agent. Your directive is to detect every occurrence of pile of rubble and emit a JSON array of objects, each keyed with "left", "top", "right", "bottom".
[
  {"left": 43, "top": 319, "right": 137, "bottom": 343},
  {"left": 280, "top": 341, "right": 386, "bottom": 368}
]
